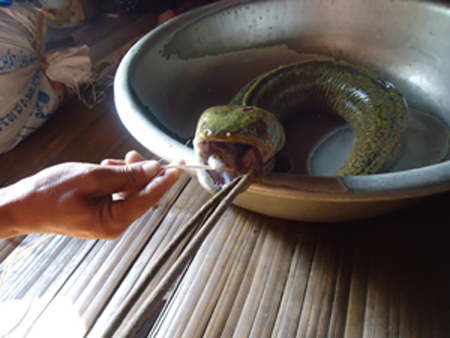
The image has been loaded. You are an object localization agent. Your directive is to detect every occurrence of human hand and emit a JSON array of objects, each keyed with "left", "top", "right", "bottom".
[{"left": 0, "top": 151, "right": 183, "bottom": 239}]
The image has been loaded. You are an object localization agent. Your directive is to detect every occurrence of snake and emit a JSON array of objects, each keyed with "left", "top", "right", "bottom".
[{"left": 193, "top": 59, "right": 409, "bottom": 193}]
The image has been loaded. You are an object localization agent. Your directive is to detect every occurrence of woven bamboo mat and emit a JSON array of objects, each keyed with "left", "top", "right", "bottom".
[
  {"left": 1, "top": 175, "right": 450, "bottom": 337},
  {"left": 146, "top": 194, "right": 450, "bottom": 338}
]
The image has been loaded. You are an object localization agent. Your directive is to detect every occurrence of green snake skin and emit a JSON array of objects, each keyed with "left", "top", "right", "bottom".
[{"left": 194, "top": 59, "right": 408, "bottom": 184}]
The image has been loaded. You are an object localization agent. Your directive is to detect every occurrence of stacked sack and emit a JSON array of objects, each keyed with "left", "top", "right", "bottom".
[{"left": 0, "top": 2, "right": 91, "bottom": 153}]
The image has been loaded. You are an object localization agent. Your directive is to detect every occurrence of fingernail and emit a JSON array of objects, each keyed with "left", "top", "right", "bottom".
[
  {"left": 171, "top": 159, "right": 186, "bottom": 166},
  {"left": 142, "top": 161, "right": 161, "bottom": 177},
  {"left": 163, "top": 160, "right": 184, "bottom": 177}
]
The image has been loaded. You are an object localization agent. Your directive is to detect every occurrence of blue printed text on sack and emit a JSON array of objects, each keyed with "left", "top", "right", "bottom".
[
  {"left": 0, "top": 50, "right": 38, "bottom": 71},
  {"left": 0, "top": 70, "right": 40, "bottom": 131}
]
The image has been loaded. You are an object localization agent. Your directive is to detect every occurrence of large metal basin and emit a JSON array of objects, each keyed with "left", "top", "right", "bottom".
[{"left": 114, "top": 0, "right": 450, "bottom": 222}]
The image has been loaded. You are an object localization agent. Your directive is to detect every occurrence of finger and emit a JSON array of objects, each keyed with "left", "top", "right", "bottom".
[
  {"left": 125, "top": 150, "right": 145, "bottom": 164},
  {"left": 102, "top": 151, "right": 148, "bottom": 198},
  {"left": 90, "top": 161, "right": 162, "bottom": 196},
  {"left": 100, "top": 152, "right": 158, "bottom": 199},
  {"left": 101, "top": 150, "right": 145, "bottom": 166},
  {"left": 101, "top": 159, "right": 126, "bottom": 166},
  {"left": 108, "top": 161, "right": 183, "bottom": 224}
]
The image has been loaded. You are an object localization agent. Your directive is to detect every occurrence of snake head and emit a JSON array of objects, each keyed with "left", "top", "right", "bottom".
[{"left": 193, "top": 105, "right": 285, "bottom": 191}]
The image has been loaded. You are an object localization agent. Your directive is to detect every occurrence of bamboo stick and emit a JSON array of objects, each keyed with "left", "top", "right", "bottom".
[
  {"left": 80, "top": 177, "right": 194, "bottom": 309},
  {"left": 101, "top": 179, "right": 235, "bottom": 337},
  {"left": 188, "top": 211, "right": 254, "bottom": 337},
  {"left": 34, "top": 9, "right": 55, "bottom": 66},
  {"left": 106, "top": 181, "right": 215, "bottom": 337},
  {"left": 152, "top": 204, "right": 242, "bottom": 337},
  {"left": 170, "top": 209, "right": 253, "bottom": 337},
  {"left": 101, "top": 174, "right": 251, "bottom": 337},
  {"left": 118, "top": 174, "right": 251, "bottom": 337},
  {"left": 147, "top": 189, "right": 227, "bottom": 337},
  {"left": 85, "top": 178, "right": 205, "bottom": 337},
  {"left": 138, "top": 184, "right": 238, "bottom": 338},
  {"left": 150, "top": 203, "right": 239, "bottom": 338}
]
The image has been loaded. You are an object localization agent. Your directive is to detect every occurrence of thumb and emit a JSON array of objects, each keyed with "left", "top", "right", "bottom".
[{"left": 92, "top": 161, "right": 162, "bottom": 196}]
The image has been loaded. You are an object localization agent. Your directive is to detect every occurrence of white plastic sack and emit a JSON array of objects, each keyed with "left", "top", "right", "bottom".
[
  {"left": 0, "top": 3, "right": 91, "bottom": 154},
  {"left": 45, "top": 45, "right": 91, "bottom": 91}
]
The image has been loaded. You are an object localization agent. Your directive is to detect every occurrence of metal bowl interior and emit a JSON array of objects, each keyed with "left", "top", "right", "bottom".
[{"left": 114, "top": 0, "right": 450, "bottom": 222}]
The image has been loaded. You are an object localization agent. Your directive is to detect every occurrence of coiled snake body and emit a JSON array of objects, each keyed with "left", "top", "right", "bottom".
[{"left": 194, "top": 60, "right": 408, "bottom": 192}]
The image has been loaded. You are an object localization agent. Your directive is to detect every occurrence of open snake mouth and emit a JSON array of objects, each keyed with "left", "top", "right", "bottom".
[{"left": 197, "top": 141, "right": 264, "bottom": 187}]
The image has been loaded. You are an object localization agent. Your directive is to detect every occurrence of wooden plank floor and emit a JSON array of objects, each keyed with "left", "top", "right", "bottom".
[{"left": 0, "top": 90, "right": 450, "bottom": 337}]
